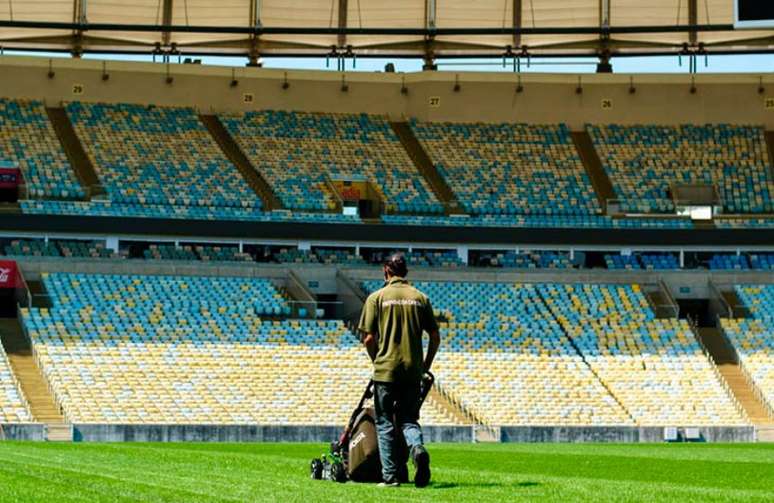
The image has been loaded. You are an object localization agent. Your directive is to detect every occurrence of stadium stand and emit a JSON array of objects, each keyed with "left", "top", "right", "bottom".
[
  {"left": 361, "top": 280, "right": 632, "bottom": 426},
  {"left": 0, "top": 98, "right": 84, "bottom": 199},
  {"left": 64, "top": 102, "right": 260, "bottom": 214},
  {"left": 587, "top": 124, "right": 774, "bottom": 214},
  {"left": 721, "top": 285, "right": 774, "bottom": 413},
  {"left": 542, "top": 284, "right": 748, "bottom": 425},
  {"left": 0, "top": 347, "right": 32, "bottom": 423},
  {"left": 19, "top": 272, "right": 454, "bottom": 425},
  {"left": 409, "top": 121, "right": 600, "bottom": 217},
  {"left": 220, "top": 110, "right": 443, "bottom": 214}
]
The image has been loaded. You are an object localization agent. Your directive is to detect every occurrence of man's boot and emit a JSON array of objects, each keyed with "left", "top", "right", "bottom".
[{"left": 411, "top": 445, "right": 431, "bottom": 488}]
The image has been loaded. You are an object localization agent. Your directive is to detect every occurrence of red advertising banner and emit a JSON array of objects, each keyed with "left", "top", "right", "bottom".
[
  {"left": 0, "top": 260, "right": 17, "bottom": 289},
  {"left": 0, "top": 167, "right": 20, "bottom": 189}
]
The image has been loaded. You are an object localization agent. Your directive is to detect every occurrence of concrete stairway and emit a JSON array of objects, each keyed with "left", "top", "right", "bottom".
[
  {"left": 389, "top": 122, "right": 465, "bottom": 215},
  {"left": 0, "top": 318, "right": 68, "bottom": 440},
  {"left": 571, "top": 131, "right": 615, "bottom": 213},
  {"left": 46, "top": 107, "right": 105, "bottom": 199},
  {"left": 199, "top": 114, "right": 283, "bottom": 210},
  {"left": 695, "top": 326, "right": 774, "bottom": 441}
]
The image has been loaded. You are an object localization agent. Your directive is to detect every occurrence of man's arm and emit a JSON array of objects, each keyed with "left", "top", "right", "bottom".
[
  {"left": 423, "top": 329, "right": 440, "bottom": 372},
  {"left": 358, "top": 294, "right": 379, "bottom": 362},
  {"left": 362, "top": 333, "right": 378, "bottom": 362}
]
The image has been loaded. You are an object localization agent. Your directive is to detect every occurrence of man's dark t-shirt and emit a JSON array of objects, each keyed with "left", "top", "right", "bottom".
[{"left": 358, "top": 277, "right": 439, "bottom": 382}]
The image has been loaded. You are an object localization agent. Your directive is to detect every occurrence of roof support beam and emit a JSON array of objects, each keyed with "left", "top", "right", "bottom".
[
  {"left": 248, "top": 0, "right": 262, "bottom": 66},
  {"left": 597, "top": 0, "right": 612, "bottom": 72},
  {"left": 71, "top": 0, "right": 87, "bottom": 57},
  {"left": 337, "top": 0, "right": 348, "bottom": 48},
  {"left": 513, "top": 0, "right": 522, "bottom": 48},
  {"left": 423, "top": 0, "right": 436, "bottom": 70},
  {"left": 688, "top": 0, "right": 698, "bottom": 45},
  {"left": 162, "top": 0, "right": 174, "bottom": 47}
]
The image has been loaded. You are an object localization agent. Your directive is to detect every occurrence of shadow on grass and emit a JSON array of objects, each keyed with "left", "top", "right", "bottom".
[{"left": 430, "top": 481, "right": 540, "bottom": 490}]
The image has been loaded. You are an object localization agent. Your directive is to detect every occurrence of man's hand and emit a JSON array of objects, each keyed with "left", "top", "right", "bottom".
[
  {"left": 423, "top": 329, "right": 440, "bottom": 372},
  {"left": 362, "top": 333, "right": 377, "bottom": 362}
]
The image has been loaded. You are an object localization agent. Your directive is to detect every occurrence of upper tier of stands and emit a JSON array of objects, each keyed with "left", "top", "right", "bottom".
[
  {"left": 588, "top": 124, "right": 773, "bottom": 214},
  {"left": 0, "top": 98, "right": 83, "bottom": 199},
  {"left": 1, "top": 98, "right": 769, "bottom": 229},
  {"left": 542, "top": 283, "right": 747, "bottom": 425},
  {"left": 410, "top": 120, "right": 600, "bottom": 216},
  {"left": 20, "top": 272, "right": 453, "bottom": 425},
  {"left": 65, "top": 102, "right": 260, "bottom": 211},
  {"left": 0, "top": 347, "right": 32, "bottom": 423},
  {"left": 721, "top": 285, "right": 774, "bottom": 413},
  {"left": 220, "top": 111, "right": 443, "bottom": 214},
  {"left": 362, "top": 280, "right": 632, "bottom": 426}
]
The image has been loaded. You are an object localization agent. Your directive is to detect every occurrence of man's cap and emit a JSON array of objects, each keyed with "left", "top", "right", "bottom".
[{"left": 384, "top": 253, "right": 408, "bottom": 277}]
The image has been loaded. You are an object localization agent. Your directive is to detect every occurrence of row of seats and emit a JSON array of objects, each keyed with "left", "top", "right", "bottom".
[
  {"left": 3, "top": 239, "right": 123, "bottom": 260},
  {"left": 20, "top": 272, "right": 454, "bottom": 425},
  {"left": 716, "top": 218, "right": 774, "bottom": 229},
  {"left": 605, "top": 253, "right": 680, "bottom": 270},
  {"left": 0, "top": 98, "right": 84, "bottom": 199},
  {"left": 381, "top": 214, "right": 694, "bottom": 229},
  {"left": 20, "top": 200, "right": 360, "bottom": 224},
  {"left": 588, "top": 124, "right": 773, "bottom": 214},
  {"left": 0, "top": 348, "right": 32, "bottom": 423},
  {"left": 274, "top": 248, "right": 366, "bottom": 266},
  {"left": 720, "top": 285, "right": 774, "bottom": 412},
  {"left": 220, "top": 111, "right": 443, "bottom": 214},
  {"left": 473, "top": 251, "right": 575, "bottom": 269},
  {"left": 66, "top": 102, "right": 260, "bottom": 210},
  {"left": 410, "top": 121, "right": 600, "bottom": 216}
]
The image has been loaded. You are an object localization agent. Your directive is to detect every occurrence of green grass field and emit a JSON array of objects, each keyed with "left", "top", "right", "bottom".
[{"left": 0, "top": 442, "right": 772, "bottom": 502}]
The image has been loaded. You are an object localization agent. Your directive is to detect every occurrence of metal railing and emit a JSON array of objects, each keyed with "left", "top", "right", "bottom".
[
  {"left": 686, "top": 315, "right": 749, "bottom": 422},
  {"left": 16, "top": 303, "right": 68, "bottom": 422},
  {"left": 432, "top": 379, "right": 487, "bottom": 426}
]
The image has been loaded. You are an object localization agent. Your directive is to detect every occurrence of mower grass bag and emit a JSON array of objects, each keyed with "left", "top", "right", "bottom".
[{"left": 310, "top": 372, "right": 434, "bottom": 484}]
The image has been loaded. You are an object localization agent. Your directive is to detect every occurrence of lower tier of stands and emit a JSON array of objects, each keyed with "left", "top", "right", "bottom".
[
  {"left": 361, "top": 279, "right": 746, "bottom": 426},
  {"left": 19, "top": 272, "right": 454, "bottom": 425}
]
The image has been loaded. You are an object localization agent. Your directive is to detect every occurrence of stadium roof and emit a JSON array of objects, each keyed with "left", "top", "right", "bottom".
[{"left": 0, "top": 1, "right": 772, "bottom": 63}]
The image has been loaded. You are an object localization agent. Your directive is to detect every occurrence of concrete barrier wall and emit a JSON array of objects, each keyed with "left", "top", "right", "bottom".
[
  {"left": 74, "top": 424, "right": 342, "bottom": 443},
  {"left": 68, "top": 424, "right": 755, "bottom": 443},
  {"left": 500, "top": 426, "right": 756, "bottom": 443},
  {"left": 0, "top": 424, "right": 46, "bottom": 441}
]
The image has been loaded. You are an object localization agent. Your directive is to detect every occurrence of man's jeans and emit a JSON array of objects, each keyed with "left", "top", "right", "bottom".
[{"left": 373, "top": 380, "right": 424, "bottom": 482}]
